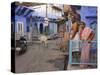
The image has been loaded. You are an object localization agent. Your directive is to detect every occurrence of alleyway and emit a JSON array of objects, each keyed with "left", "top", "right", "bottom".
[{"left": 15, "top": 39, "right": 66, "bottom": 73}]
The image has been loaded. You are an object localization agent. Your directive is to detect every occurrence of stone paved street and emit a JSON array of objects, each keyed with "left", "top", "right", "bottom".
[
  {"left": 15, "top": 39, "right": 66, "bottom": 73},
  {"left": 15, "top": 38, "right": 94, "bottom": 73}
]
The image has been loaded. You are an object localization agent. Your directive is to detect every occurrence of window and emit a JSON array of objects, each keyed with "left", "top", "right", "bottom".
[{"left": 17, "top": 22, "right": 24, "bottom": 34}]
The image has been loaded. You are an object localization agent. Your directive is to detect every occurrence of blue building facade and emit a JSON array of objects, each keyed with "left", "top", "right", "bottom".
[
  {"left": 80, "top": 6, "right": 97, "bottom": 26},
  {"left": 79, "top": 6, "right": 97, "bottom": 40},
  {"left": 11, "top": 4, "right": 33, "bottom": 40},
  {"left": 12, "top": 3, "right": 97, "bottom": 41}
]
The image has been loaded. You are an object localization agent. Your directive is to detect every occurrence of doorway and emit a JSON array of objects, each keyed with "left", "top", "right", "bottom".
[{"left": 39, "top": 23, "right": 43, "bottom": 34}]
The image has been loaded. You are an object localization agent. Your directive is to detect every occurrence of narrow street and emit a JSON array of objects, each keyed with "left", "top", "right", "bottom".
[{"left": 15, "top": 39, "right": 66, "bottom": 73}]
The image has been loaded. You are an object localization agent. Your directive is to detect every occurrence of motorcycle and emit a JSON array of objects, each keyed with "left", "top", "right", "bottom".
[{"left": 16, "top": 36, "right": 27, "bottom": 55}]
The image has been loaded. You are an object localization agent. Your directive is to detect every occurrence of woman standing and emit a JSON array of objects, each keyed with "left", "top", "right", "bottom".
[{"left": 79, "top": 21, "right": 94, "bottom": 68}]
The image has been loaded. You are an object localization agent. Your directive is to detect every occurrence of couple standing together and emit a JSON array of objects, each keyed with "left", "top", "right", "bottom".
[{"left": 67, "top": 9, "right": 94, "bottom": 68}]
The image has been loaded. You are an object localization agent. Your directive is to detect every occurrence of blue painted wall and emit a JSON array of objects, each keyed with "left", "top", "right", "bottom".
[{"left": 79, "top": 6, "right": 97, "bottom": 27}]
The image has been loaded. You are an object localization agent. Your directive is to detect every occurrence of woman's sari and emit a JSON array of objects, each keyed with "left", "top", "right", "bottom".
[{"left": 80, "top": 27, "right": 92, "bottom": 67}]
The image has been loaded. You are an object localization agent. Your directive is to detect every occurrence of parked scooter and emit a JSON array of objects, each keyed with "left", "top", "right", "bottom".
[{"left": 16, "top": 36, "right": 27, "bottom": 55}]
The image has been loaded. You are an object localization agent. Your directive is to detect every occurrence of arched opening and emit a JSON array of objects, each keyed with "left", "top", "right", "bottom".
[{"left": 33, "top": 23, "right": 38, "bottom": 33}]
